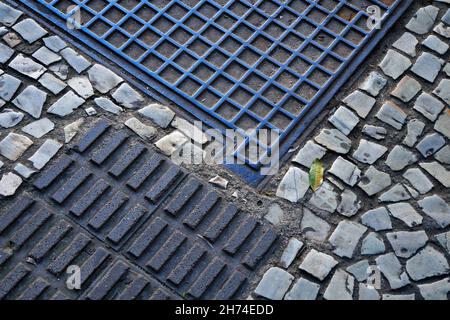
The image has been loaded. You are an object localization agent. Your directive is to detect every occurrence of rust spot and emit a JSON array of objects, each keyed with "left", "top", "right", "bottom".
[
  {"left": 338, "top": 11, "right": 356, "bottom": 22},
  {"left": 379, "top": 0, "right": 396, "bottom": 6}
]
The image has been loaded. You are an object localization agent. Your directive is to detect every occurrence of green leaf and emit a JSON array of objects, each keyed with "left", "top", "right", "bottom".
[{"left": 309, "top": 159, "right": 324, "bottom": 192}]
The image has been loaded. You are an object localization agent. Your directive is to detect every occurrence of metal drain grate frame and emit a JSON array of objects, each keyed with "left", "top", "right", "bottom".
[{"left": 17, "top": 0, "right": 412, "bottom": 185}]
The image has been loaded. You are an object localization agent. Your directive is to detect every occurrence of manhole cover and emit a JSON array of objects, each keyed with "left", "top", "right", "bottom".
[{"left": 0, "top": 118, "right": 277, "bottom": 300}]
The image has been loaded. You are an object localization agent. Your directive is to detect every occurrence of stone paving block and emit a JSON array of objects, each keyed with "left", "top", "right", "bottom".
[
  {"left": 436, "top": 232, "right": 450, "bottom": 254},
  {"left": 434, "top": 22, "right": 450, "bottom": 38},
  {"left": 386, "top": 231, "right": 428, "bottom": 258},
  {"left": 359, "top": 72, "right": 387, "bottom": 97},
  {"left": 0, "top": 42, "right": 14, "bottom": 64},
  {"left": 292, "top": 141, "right": 326, "bottom": 168},
  {"left": 299, "top": 249, "right": 338, "bottom": 281},
  {"left": 346, "top": 260, "right": 369, "bottom": 282},
  {"left": 416, "top": 133, "right": 446, "bottom": 157},
  {"left": 328, "top": 220, "right": 367, "bottom": 259},
  {"left": 385, "top": 145, "right": 418, "bottom": 171},
  {"left": 413, "top": 93, "right": 445, "bottom": 122},
  {"left": 435, "top": 145, "right": 450, "bottom": 164},
  {"left": 38, "top": 73, "right": 66, "bottom": 95},
  {"left": 254, "top": 267, "right": 293, "bottom": 300},
  {"left": 418, "top": 195, "right": 450, "bottom": 228},
  {"left": 358, "top": 284, "right": 380, "bottom": 300},
  {"left": 402, "top": 168, "right": 434, "bottom": 194},
  {"left": 328, "top": 106, "right": 359, "bottom": 135},
  {"left": 387, "top": 203, "right": 423, "bottom": 228},
  {"left": 63, "top": 118, "right": 84, "bottom": 143},
  {"left": 337, "top": 189, "right": 360, "bottom": 217},
  {"left": 300, "top": 209, "right": 331, "bottom": 242},
  {"left": 314, "top": 128, "right": 352, "bottom": 154},
  {"left": 323, "top": 269, "right": 354, "bottom": 300},
  {"left": 94, "top": 97, "right": 123, "bottom": 115},
  {"left": 329, "top": 156, "right": 361, "bottom": 187},
  {"left": 375, "top": 253, "right": 410, "bottom": 290},
  {"left": 419, "top": 162, "right": 450, "bottom": 188},
  {"left": 405, "top": 5, "right": 439, "bottom": 34},
  {"left": 12, "top": 85, "right": 47, "bottom": 118},
  {"left": 418, "top": 278, "right": 450, "bottom": 300},
  {"left": 112, "top": 83, "right": 145, "bottom": 109},
  {"left": 434, "top": 110, "right": 450, "bottom": 139},
  {"left": 284, "top": 278, "right": 319, "bottom": 300},
  {"left": 0, "top": 132, "right": 33, "bottom": 161},
  {"left": 423, "top": 35, "right": 449, "bottom": 54},
  {"left": 342, "top": 90, "right": 376, "bottom": 118},
  {"left": 60, "top": 47, "right": 91, "bottom": 73},
  {"left": 361, "top": 232, "right": 385, "bottom": 256},
  {"left": 0, "top": 172, "right": 22, "bottom": 197},
  {"left": 383, "top": 294, "right": 415, "bottom": 300},
  {"left": 308, "top": 182, "right": 338, "bottom": 213},
  {"left": 88, "top": 64, "right": 123, "bottom": 94},
  {"left": 392, "top": 32, "right": 418, "bottom": 57},
  {"left": 124, "top": 117, "right": 156, "bottom": 141},
  {"left": 411, "top": 52, "right": 444, "bottom": 83},
  {"left": 434, "top": 80, "right": 450, "bottom": 106},
  {"left": 403, "top": 119, "right": 425, "bottom": 147},
  {"left": 390, "top": 76, "right": 421, "bottom": 102},
  {"left": 47, "top": 91, "right": 85, "bottom": 117},
  {"left": 32, "top": 46, "right": 61, "bottom": 65},
  {"left": 352, "top": 139, "right": 387, "bottom": 165},
  {"left": 361, "top": 207, "right": 392, "bottom": 231},
  {"left": 0, "top": 74, "right": 21, "bottom": 101},
  {"left": 8, "top": 54, "right": 46, "bottom": 79},
  {"left": 0, "top": 109, "right": 23, "bottom": 128},
  {"left": 14, "top": 163, "right": 35, "bottom": 179},
  {"left": 378, "top": 49, "right": 411, "bottom": 79},
  {"left": 67, "top": 76, "right": 94, "bottom": 99},
  {"left": 406, "top": 246, "right": 449, "bottom": 281},
  {"left": 358, "top": 166, "right": 392, "bottom": 196},
  {"left": 12, "top": 18, "right": 47, "bottom": 43},
  {"left": 28, "top": 139, "right": 62, "bottom": 170},
  {"left": 49, "top": 62, "right": 68, "bottom": 80},
  {"left": 362, "top": 125, "right": 387, "bottom": 140},
  {"left": 379, "top": 183, "right": 412, "bottom": 203},
  {"left": 280, "top": 238, "right": 303, "bottom": 269},
  {"left": 276, "top": 167, "right": 309, "bottom": 203},
  {"left": 21, "top": 118, "right": 54, "bottom": 138},
  {"left": 43, "top": 35, "right": 67, "bottom": 52},
  {"left": 0, "top": 2, "right": 22, "bottom": 27},
  {"left": 375, "top": 101, "right": 407, "bottom": 130}
]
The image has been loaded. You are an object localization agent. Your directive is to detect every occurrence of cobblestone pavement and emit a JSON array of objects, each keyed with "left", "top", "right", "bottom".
[
  {"left": 0, "top": 1, "right": 449, "bottom": 300},
  {"left": 262, "top": 1, "right": 450, "bottom": 300}
]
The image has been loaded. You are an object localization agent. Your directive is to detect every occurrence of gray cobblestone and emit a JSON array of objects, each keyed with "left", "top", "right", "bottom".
[
  {"left": 387, "top": 203, "right": 423, "bottom": 228},
  {"left": 411, "top": 52, "right": 444, "bottom": 82},
  {"left": 392, "top": 32, "right": 418, "bottom": 57},
  {"left": 405, "top": 5, "right": 439, "bottom": 35},
  {"left": 418, "top": 195, "right": 450, "bottom": 228},
  {"left": 328, "top": 220, "right": 367, "bottom": 259},
  {"left": 406, "top": 246, "right": 449, "bottom": 281},
  {"left": 299, "top": 249, "right": 338, "bottom": 281}
]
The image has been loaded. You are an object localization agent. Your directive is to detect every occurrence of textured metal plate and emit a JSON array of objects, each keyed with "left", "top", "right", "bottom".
[
  {"left": 0, "top": 118, "right": 278, "bottom": 300},
  {"left": 18, "top": 0, "right": 412, "bottom": 183}
]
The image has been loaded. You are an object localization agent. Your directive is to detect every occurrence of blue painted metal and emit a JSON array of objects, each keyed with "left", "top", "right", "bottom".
[{"left": 18, "top": 0, "right": 412, "bottom": 186}]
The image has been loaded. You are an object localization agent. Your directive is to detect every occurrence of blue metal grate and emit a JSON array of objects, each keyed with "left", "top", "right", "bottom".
[{"left": 20, "top": 0, "right": 409, "bottom": 182}]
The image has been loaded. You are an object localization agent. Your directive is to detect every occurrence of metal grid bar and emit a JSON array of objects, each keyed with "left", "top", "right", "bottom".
[{"left": 24, "top": 0, "right": 405, "bottom": 171}]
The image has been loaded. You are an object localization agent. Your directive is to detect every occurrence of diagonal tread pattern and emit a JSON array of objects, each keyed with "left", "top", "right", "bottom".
[{"left": 1, "top": 118, "right": 277, "bottom": 299}]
